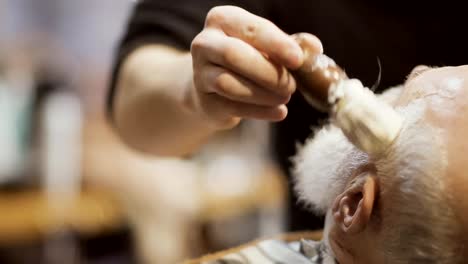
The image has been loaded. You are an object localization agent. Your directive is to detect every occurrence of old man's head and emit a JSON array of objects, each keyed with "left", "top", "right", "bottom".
[{"left": 294, "top": 65, "right": 468, "bottom": 264}]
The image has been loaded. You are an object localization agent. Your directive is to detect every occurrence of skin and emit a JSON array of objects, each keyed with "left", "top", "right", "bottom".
[
  {"left": 326, "top": 65, "right": 468, "bottom": 263},
  {"left": 113, "top": 6, "right": 322, "bottom": 156}
]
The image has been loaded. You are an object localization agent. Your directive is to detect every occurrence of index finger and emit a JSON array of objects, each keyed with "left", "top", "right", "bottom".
[{"left": 205, "top": 6, "right": 305, "bottom": 69}]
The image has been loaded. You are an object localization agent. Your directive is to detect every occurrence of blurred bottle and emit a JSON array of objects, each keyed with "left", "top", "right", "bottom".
[
  {"left": 40, "top": 86, "right": 82, "bottom": 264},
  {"left": 0, "top": 55, "right": 34, "bottom": 184}
]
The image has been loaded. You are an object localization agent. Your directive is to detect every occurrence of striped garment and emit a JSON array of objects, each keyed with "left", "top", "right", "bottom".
[{"left": 203, "top": 239, "right": 337, "bottom": 264}]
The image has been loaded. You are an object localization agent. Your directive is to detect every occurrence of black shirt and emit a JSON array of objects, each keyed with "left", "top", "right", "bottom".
[{"left": 108, "top": 0, "right": 467, "bottom": 231}]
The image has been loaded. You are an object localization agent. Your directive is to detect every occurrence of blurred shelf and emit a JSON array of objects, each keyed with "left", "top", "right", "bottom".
[
  {"left": 0, "top": 171, "right": 286, "bottom": 245},
  {"left": 0, "top": 189, "right": 124, "bottom": 245}
]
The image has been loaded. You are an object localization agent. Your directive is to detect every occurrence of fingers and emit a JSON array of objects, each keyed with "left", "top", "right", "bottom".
[
  {"left": 292, "top": 33, "right": 324, "bottom": 69},
  {"left": 199, "top": 92, "right": 288, "bottom": 122},
  {"left": 189, "top": 5, "right": 325, "bottom": 126},
  {"left": 191, "top": 29, "right": 297, "bottom": 96},
  {"left": 292, "top": 32, "right": 323, "bottom": 56},
  {"left": 204, "top": 6, "right": 304, "bottom": 69},
  {"left": 200, "top": 64, "right": 291, "bottom": 106}
]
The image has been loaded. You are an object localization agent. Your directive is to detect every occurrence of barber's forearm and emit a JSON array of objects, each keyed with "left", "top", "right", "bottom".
[{"left": 113, "top": 45, "right": 219, "bottom": 157}]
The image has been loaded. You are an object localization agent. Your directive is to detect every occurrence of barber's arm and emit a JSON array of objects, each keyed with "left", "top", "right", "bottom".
[
  {"left": 114, "top": 44, "right": 212, "bottom": 157},
  {"left": 111, "top": 2, "right": 321, "bottom": 157}
]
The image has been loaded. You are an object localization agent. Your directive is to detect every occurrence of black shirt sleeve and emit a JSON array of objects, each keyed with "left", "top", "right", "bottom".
[{"left": 107, "top": 0, "right": 270, "bottom": 118}]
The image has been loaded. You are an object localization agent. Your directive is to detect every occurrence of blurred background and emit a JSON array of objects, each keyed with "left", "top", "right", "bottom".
[{"left": 0, "top": 0, "right": 289, "bottom": 263}]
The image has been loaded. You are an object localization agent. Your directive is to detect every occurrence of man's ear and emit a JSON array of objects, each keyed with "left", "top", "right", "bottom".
[{"left": 332, "top": 172, "right": 378, "bottom": 235}]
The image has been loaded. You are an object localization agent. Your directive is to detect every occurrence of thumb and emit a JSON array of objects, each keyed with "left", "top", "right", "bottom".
[{"left": 291, "top": 33, "right": 324, "bottom": 69}]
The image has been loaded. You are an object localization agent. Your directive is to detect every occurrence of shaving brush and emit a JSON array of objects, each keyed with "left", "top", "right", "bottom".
[{"left": 292, "top": 34, "right": 403, "bottom": 156}]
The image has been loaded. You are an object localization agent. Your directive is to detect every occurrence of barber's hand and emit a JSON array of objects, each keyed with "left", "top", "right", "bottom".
[{"left": 191, "top": 6, "right": 322, "bottom": 128}]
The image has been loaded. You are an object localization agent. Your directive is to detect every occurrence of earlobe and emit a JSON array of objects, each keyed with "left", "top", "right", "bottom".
[{"left": 332, "top": 173, "right": 378, "bottom": 235}]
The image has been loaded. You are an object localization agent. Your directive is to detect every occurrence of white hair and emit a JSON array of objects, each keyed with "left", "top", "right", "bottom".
[{"left": 292, "top": 124, "right": 366, "bottom": 214}]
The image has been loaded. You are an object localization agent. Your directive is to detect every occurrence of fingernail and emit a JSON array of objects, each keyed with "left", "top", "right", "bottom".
[
  {"left": 315, "top": 41, "right": 324, "bottom": 54},
  {"left": 278, "top": 104, "right": 288, "bottom": 119}
]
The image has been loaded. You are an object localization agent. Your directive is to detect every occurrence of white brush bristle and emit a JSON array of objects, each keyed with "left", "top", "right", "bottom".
[{"left": 329, "top": 79, "right": 403, "bottom": 156}]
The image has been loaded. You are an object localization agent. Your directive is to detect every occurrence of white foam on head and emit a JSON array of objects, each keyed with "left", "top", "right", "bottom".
[
  {"left": 429, "top": 77, "right": 464, "bottom": 119},
  {"left": 443, "top": 77, "right": 463, "bottom": 92}
]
